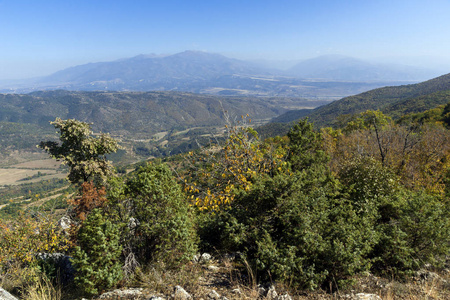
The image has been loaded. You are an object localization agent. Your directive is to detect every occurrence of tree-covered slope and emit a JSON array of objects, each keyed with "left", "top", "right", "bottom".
[
  {"left": 306, "top": 72, "right": 450, "bottom": 127},
  {"left": 0, "top": 90, "right": 294, "bottom": 135}
]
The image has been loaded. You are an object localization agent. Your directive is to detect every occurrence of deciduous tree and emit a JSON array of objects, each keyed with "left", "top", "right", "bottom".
[{"left": 39, "top": 118, "right": 119, "bottom": 185}]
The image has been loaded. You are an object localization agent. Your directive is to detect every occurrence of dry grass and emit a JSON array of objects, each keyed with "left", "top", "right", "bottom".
[
  {"left": 25, "top": 276, "right": 62, "bottom": 300},
  {"left": 0, "top": 261, "right": 33, "bottom": 294},
  {"left": 134, "top": 259, "right": 450, "bottom": 300},
  {"left": 135, "top": 262, "right": 205, "bottom": 299},
  {"left": 10, "top": 159, "right": 62, "bottom": 169},
  {"left": 0, "top": 168, "right": 65, "bottom": 186},
  {"left": 2, "top": 257, "right": 449, "bottom": 299},
  {"left": 0, "top": 262, "right": 62, "bottom": 300}
]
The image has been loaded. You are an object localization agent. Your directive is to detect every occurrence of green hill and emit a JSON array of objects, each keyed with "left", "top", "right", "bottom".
[
  {"left": 304, "top": 72, "right": 450, "bottom": 127},
  {"left": 0, "top": 90, "right": 296, "bottom": 135}
]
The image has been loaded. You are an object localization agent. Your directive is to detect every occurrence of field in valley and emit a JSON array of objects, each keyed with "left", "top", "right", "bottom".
[{"left": 0, "top": 159, "right": 65, "bottom": 186}]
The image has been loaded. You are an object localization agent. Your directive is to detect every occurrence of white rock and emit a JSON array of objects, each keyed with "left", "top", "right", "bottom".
[
  {"left": 0, "top": 288, "right": 18, "bottom": 300},
  {"left": 208, "top": 265, "right": 220, "bottom": 271},
  {"left": 174, "top": 285, "right": 192, "bottom": 299},
  {"left": 278, "top": 294, "right": 293, "bottom": 300},
  {"left": 352, "top": 293, "right": 382, "bottom": 300},
  {"left": 201, "top": 253, "right": 212, "bottom": 262},
  {"left": 193, "top": 252, "right": 213, "bottom": 263},
  {"left": 128, "top": 217, "right": 140, "bottom": 229},
  {"left": 207, "top": 290, "right": 221, "bottom": 299},
  {"left": 258, "top": 286, "right": 266, "bottom": 297},
  {"left": 266, "top": 285, "right": 278, "bottom": 299},
  {"left": 416, "top": 269, "right": 441, "bottom": 282},
  {"left": 58, "top": 215, "right": 71, "bottom": 230},
  {"left": 98, "top": 288, "right": 143, "bottom": 299}
]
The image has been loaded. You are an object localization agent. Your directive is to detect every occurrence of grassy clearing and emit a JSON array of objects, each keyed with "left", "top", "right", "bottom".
[
  {"left": 0, "top": 168, "right": 65, "bottom": 186},
  {"left": 0, "top": 158, "right": 65, "bottom": 186},
  {"left": 152, "top": 131, "right": 168, "bottom": 141},
  {"left": 10, "top": 159, "right": 62, "bottom": 169}
]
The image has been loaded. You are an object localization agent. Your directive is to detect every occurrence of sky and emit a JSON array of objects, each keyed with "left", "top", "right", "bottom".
[{"left": 1, "top": 0, "right": 450, "bottom": 79}]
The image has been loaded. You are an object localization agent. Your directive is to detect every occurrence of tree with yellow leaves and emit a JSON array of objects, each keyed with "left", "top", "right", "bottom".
[{"left": 183, "top": 115, "right": 288, "bottom": 211}]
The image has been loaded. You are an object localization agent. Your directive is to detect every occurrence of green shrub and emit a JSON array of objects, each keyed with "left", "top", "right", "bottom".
[
  {"left": 71, "top": 209, "right": 123, "bottom": 296},
  {"left": 339, "top": 157, "right": 450, "bottom": 277},
  {"left": 108, "top": 162, "right": 197, "bottom": 267},
  {"left": 197, "top": 120, "right": 377, "bottom": 289},
  {"left": 371, "top": 191, "right": 450, "bottom": 275},
  {"left": 199, "top": 166, "right": 377, "bottom": 289}
]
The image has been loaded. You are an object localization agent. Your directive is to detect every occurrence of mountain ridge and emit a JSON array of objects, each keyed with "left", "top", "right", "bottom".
[
  {"left": 0, "top": 51, "right": 438, "bottom": 96},
  {"left": 287, "top": 54, "right": 438, "bottom": 81}
]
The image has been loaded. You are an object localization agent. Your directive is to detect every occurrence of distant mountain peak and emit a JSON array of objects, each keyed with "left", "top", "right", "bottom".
[{"left": 288, "top": 55, "right": 437, "bottom": 81}]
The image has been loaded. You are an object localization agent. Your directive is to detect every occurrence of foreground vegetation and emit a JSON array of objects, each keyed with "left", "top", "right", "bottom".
[{"left": 0, "top": 104, "right": 449, "bottom": 298}]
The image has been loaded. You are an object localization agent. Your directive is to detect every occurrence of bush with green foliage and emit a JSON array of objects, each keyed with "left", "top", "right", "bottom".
[
  {"left": 197, "top": 118, "right": 449, "bottom": 289},
  {"left": 71, "top": 209, "right": 123, "bottom": 296},
  {"left": 107, "top": 162, "right": 197, "bottom": 267},
  {"left": 197, "top": 120, "right": 375, "bottom": 289},
  {"left": 339, "top": 156, "right": 450, "bottom": 277},
  {"left": 370, "top": 190, "right": 450, "bottom": 275},
  {"left": 287, "top": 118, "right": 328, "bottom": 171}
]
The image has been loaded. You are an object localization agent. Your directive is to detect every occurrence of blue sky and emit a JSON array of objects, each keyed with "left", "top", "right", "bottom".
[{"left": 1, "top": 0, "right": 450, "bottom": 79}]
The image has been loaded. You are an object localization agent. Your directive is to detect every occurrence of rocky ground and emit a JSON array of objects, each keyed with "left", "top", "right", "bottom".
[
  {"left": 1, "top": 253, "right": 448, "bottom": 300},
  {"left": 90, "top": 254, "right": 450, "bottom": 300}
]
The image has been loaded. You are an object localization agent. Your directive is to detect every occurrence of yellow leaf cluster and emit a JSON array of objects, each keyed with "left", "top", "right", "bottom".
[
  {"left": 183, "top": 118, "right": 288, "bottom": 211},
  {"left": 0, "top": 214, "right": 69, "bottom": 266}
]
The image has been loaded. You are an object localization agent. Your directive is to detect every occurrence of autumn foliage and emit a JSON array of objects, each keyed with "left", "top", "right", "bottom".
[
  {"left": 183, "top": 115, "right": 288, "bottom": 210},
  {"left": 0, "top": 214, "right": 69, "bottom": 266},
  {"left": 68, "top": 181, "right": 107, "bottom": 221}
]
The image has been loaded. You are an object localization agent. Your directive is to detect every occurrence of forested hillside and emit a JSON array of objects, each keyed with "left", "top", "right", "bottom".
[
  {"left": 0, "top": 90, "right": 298, "bottom": 134},
  {"left": 303, "top": 72, "right": 450, "bottom": 126}
]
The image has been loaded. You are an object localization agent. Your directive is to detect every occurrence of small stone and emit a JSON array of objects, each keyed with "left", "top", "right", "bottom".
[
  {"left": 208, "top": 265, "right": 220, "bottom": 271},
  {"left": 58, "top": 215, "right": 71, "bottom": 230},
  {"left": 258, "top": 286, "right": 266, "bottom": 297},
  {"left": 98, "top": 288, "right": 143, "bottom": 299},
  {"left": 201, "top": 253, "right": 212, "bottom": 262},
  {"left": 128, "top": 217, "right": 140, "bottom": 229},
  {"left": 207, "top": 290, "right": 221, "bottom": 299},
  {"left": 193, "top": 252, "right": 213, "bottom": 263},
  {"left": 0, "top": 288, "right": 18, "bottom": 300},
  {"left": 174, "top": 285, "right": 192, "bottom": 300},
  {"left": 352, "top": 293, "right": 382, "bottom": 300},
  {"left": 278, "top": 294, "right": 293, "bottom": 300},
  {"left": 266, "top": 285, "right": 278, "bottom": 299}
]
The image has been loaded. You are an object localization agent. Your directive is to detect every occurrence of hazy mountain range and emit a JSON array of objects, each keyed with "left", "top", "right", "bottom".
[
  {"left": 0, "top": 51, "right": 442, "bottom": 97},
  {"left": 286, "top": 55, "right": 437, "bottom": 81}
]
